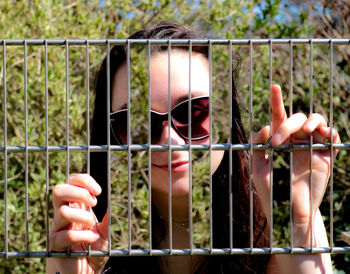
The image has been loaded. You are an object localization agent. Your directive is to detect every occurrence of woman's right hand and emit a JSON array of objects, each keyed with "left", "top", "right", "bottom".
[{"left": 46, "top": 174, "right": 109, "bottom": 274}]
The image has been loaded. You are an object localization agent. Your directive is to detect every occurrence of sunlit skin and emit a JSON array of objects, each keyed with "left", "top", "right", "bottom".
[
  {"left": 47, "top": 50, "right": 340, "bottom": 274},
  {"left": 111, "top": 51, "right": 224, "bottom": 222}
]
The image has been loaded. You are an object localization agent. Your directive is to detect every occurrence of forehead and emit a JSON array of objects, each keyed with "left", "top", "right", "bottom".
[{"left": 111, "top": 50, "right": 209, "bottom": 112}]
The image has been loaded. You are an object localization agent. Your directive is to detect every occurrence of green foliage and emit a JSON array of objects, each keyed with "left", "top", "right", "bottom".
[{"left": 0, "top": 0, "right": 349, "bottom": 273}]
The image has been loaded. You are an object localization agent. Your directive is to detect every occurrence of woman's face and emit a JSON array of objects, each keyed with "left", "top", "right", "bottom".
[{"left": 112, "top": 50, "right": 224, "bottom": 197}]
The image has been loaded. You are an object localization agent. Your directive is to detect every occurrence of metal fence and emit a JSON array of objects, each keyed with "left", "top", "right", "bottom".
[{"left": 0, "top": 38, "right": 350, "bottom": 259}]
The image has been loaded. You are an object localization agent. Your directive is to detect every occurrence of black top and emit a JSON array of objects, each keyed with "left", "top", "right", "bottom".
[{"left": 103, "top": 151, "right": 270, "bottom": 273}]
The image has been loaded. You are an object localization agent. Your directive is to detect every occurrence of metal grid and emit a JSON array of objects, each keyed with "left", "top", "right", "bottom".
[{"left": 1, "top": 38, "right": 350, "bottom": 259}]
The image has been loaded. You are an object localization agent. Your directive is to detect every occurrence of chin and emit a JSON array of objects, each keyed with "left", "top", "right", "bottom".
[
  {"left": 151, "top": 171, "right": 190, "bottom": 197},
  {"left": 170, "top": 181, "right": 190, "bottom": 197}
]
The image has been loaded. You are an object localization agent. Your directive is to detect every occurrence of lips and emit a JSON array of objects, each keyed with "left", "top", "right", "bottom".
[{"left": 153, "top": 161, "right": 189, "bottom": 172}]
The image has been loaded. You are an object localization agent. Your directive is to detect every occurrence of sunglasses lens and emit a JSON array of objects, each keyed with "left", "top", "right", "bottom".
[
  {"left": 110, "top": 110, "right": 127, "bottom": 145},
  {"left": 172, "top": 97, "right": 209, "bottom": 139},
  {"left": 111, "top": 97, "right": 209, "bottom": 145},
  {"left": 151, "top": 112, "right": 164, "bottom": 144}
]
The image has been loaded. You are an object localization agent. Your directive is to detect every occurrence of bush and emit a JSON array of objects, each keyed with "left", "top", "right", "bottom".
[{"left": 0, "top": 0, "right": 348, "bottom": 272}]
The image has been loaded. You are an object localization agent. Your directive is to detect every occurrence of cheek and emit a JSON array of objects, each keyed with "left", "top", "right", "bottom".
[
  {"left": 211, "top": 150, "right": 224, "bottom": 174},
  {"left": 191, "top": 136, "right": 209, "bottom": 145}
]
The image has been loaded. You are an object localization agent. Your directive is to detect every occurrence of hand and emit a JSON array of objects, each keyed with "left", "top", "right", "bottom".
[
  {"left": 47, "top": 174, "right": 109, "bottom": 274},
  {"left": 252, "top": 84, "right": 340, "bottom": 246}
]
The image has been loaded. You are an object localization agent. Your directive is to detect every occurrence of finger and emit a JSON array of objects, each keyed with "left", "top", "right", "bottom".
[
  {"left": 310, "top": 130, "right": 325, "bottom": 144},
  {"left": 69, "top": 174, "right": 101, "bottom": 196},
  {"left": 252, "top": 125, "right": 270, "bottom": 167},
  {"left": 252, "top": 125, "right": 270, "bottom": 144},
  {"left": 303, "top": 113, "right": 327, "bottom": 133},
  {"left": 52, "top": 184, "right": 97, "bottom": 209},
  {"left": 272, "top": 113, "right": 307, "bottom": 146},
  {"left": 318, "top": 127, "right": 341, "bottom": 144},
  {"left": 252, "top": 126, "right": 270, "bottom": 167},
  {"left": 252, "top": 126, "right": 271, "bottom": 219},
  {"left": 51, "top": 205, "right": 96, "bottom": 232},
  {"left": 98, "top": 209, "right": 110, "bottom": 240},
  {"left": 318, "top": 126, "right": 341, "bottom": 157},
  {"left": 49, "top": 229, "right": 100, "bottom": 252},
  {"left": 270, "top": 84, "right": 287, "bottom": 134}
]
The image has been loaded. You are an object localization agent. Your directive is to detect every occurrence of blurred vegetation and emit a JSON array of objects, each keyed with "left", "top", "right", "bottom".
[{"left": 0, "top": 0, "right": 349, "bottom": 273}]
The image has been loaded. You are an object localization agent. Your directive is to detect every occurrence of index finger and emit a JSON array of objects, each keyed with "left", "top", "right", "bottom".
[
  {"left": 69, "top": 173, "right": 102, "bottom": 196},
  {"left": 270, "top": 84, "right": 287, "bottom": 134}
]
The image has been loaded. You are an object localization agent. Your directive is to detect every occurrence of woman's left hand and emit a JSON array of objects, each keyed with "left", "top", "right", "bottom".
[{"left": 252, "top": 84, "right": 340, "bottom": 246}]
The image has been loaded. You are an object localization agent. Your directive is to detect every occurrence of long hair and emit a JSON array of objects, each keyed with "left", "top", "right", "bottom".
[{"left": 90, "top": 21, "right": 269, "bottom": 273}]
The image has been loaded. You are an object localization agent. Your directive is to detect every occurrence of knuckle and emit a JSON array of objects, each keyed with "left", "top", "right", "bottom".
[
  {"left": 80, "top": 174, "right": 90, "bottom": 186},
  {"left": 69, "top": 173, "right": 81, "bottom": 184},
  {"left": 69, "top": 173, "right": 85, "bottom": 185},
  {"left": 68, "top": 173, "right": 77, "bottom": 182},
  {"left": 312, "top": 113, "right": 326, "bottom": 122},
  {"left": 70, "top": 173, "right": 89, "bottom": 183},
  {"left": 296, "top": 112, "right": 307, "bottom": 119},
  {"left": 52, "top": 184, "right": 60, "bottom": 194},
  {"left": 81, "top": 189, "right": 91, "bottom": 202},
  {"left": 311, "top": 112, "right": 321, "bottom": 118},
  {"left": 52, "top": 185, "right": 63, "bottom": 201},
  {"left": 58, "top": 205, "right": 69, "bottom": 219},
  {"left": 66, "top": 230, "right": 76, "bottom": 243}
]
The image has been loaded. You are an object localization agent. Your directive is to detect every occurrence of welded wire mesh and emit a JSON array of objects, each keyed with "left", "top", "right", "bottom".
[{"left": 0, "top": 38, "right": 350, "bottom": 260}]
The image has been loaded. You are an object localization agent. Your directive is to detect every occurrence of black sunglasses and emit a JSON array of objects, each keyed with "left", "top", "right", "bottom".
[{"left": 110, "top": 96, "right": 210, "bottom": 145}]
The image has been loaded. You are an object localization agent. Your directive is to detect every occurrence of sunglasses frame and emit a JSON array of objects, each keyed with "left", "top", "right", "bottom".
[{"left": 110, "top": 96, "right": 210, "bottom": 145}]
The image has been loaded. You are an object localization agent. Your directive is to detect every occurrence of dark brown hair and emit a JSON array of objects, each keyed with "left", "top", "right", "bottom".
[{"left": 90, "top": 21, "right": 269, "bottom": 273}]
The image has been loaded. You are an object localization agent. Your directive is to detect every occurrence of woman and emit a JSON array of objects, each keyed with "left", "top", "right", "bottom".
[{"left": 46, "top": 21, "right": 339, "bottom": 273}]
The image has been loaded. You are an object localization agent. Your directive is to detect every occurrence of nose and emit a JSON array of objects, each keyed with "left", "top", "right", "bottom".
[{"left": 157, "top": 121, "right": 186, "bottom": 145}]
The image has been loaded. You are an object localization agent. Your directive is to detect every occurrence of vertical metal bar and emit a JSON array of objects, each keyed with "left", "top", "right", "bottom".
[
  {"left": 86, "top": 40, "right": 90, "bottom": 176},
  {"left": 209, "top": 40, "right": 213, "bottom": 253},
  {"left": 65, "top": 40, "right": 70, "bottom": 256},
  {"left": 85, "top": 40, "right": 91, "bottom": 256},
  {"left": 268, "top": 39, "right": 274, "bottom": 252},
  {"left": 289, "top": 40, "right": 294, "bottom": 253},
  {"left": 147, "top": 40, "right": 152, "bottom": 254},
  {"left": 309, "top": 40, "right": 314, "bottom": 251},
  {"left": 167, "top": 40, "right": 173, "bottom": 254},
  {"left": 3, "top": 40, "right": 8, "bottom": 259},
  {"left": 329, "top": 39, "right": 334, "bottom": 252},
  {"left": 249, "top": 40, "right": 254, "bottom": 252},
  {"left": 65, "top": 40, "right": 69, "bottom": 183},
  {"left": 188, "top": 40, "right": 193, "bottom": 253},
  {"left": 24, "top": 40, "right": 29, "bottom": 255},
  {"left": 228, "top": 40, "right": 233, "bottom": 253},
  {"left": 44, "top": 40, "right": 50, "bottom": 255},
  {"left": 126, "top": 40, "right": 132, "bottom": 254},
  {"left": 106, "top": 40, "right": 111, "bottom": 255}
]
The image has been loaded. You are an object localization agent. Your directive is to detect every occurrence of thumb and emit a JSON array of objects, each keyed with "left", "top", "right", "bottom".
[{"left": 97, "top": 209, "right": 109, "bottom": 240}]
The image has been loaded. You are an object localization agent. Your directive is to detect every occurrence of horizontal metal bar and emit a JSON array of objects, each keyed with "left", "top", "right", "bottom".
[
  {"left": 0, "top": 38, "right": 349, "bottom": 46},
  {"left": 0, "top": 143, "right": 349, "bottom": 153},
  {"left": 1, "top": 247, "right": 350, "bottom": 259}
]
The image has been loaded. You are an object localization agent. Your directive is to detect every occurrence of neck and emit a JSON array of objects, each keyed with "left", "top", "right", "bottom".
[{"left": 152, "top": 189, "right": 190, "bottom": 223}]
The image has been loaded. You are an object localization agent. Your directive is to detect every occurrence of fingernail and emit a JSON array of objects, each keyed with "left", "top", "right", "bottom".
[
  {"left": 90, "top": 195, "right": 97, "bottom": 205},
  {"left": 90, "top": 180, "right": 101, "bottom": 195},
  {"left": 273, "top": 133, "right": 281, "bottom": 145}
]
